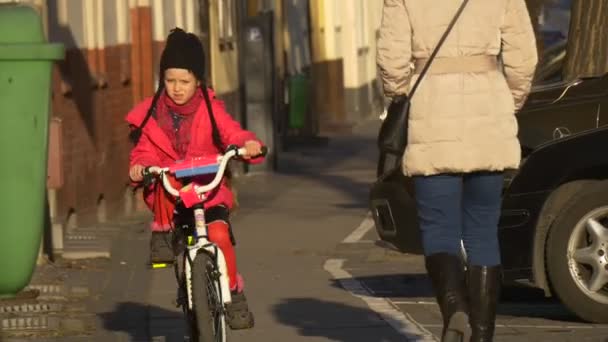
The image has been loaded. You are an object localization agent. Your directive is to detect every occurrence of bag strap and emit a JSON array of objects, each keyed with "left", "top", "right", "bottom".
[{"left": 408, "top": 0, "right": 470, "bottom": 98}]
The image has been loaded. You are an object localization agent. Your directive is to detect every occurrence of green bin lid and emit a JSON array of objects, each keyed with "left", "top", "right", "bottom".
[{"left": 0, "top": 4, "right": 64, "bottom": 60}]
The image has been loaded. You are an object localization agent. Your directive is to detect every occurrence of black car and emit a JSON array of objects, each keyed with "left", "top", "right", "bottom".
[{"left": 372, "top": 62, "right": 608, "bottom": 322}]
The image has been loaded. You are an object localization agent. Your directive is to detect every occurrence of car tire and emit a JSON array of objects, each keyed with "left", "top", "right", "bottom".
[{"left": 546, "top": 182, "right": 608, "bottom": 323}]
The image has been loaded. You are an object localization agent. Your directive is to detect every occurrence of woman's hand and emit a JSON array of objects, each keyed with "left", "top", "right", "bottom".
[
  {"left": 129, "top": 164, "right": 145, "bottom": 182},
  {"left": 242, "top": 140, "right": 263, "bottom": 159}
]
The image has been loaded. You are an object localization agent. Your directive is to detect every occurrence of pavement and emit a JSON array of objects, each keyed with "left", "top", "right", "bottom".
[{"left": 2, "top": 119, "right": 608, "bottom": 342}]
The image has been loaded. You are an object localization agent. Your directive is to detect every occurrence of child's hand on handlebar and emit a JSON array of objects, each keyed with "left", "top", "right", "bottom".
[
  {"left": 129, "top": 164, "right": 146, "bottom": 182},
  {"left": 242, "top": 140, "right": 263, "bottom": 159}
]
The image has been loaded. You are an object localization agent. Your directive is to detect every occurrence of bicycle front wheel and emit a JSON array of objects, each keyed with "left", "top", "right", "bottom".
[{"left": 191, "top": 252, "right": 226, "bottom": 342}]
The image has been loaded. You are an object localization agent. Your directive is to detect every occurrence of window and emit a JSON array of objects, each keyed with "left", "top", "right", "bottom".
[
  {"left": 218, "top": 0, "right": 236, "bottom": 50},
  {"left": 532, "top": 0, "right": 572, "bottom": 84},
  {"left": 538, "top": 0, "right": 571, "bottom": 42}
]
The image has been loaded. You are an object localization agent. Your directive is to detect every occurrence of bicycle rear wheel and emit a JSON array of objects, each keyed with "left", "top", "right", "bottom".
[{"left": 190, "top": 252, "right": 226, "bottom": 342}]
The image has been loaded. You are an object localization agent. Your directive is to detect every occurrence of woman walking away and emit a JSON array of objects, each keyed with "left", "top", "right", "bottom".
[{"left": 377, "top": 0, "right": 538, "bottom": 341}]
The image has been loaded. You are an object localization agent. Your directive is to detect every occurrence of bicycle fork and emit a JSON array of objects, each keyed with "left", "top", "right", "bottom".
[{"left": 185, "top": 207, "right": 233, "bottom": 310}]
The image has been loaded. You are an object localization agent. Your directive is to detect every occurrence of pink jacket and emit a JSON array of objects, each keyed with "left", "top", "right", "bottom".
[{"left": 126, "top": 89, "right": 263, "bottom": 214}]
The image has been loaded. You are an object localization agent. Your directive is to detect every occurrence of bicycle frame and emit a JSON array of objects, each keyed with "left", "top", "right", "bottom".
[
  {"left": 147, "top": 147, "right": 251, "bottom": 309},
  {"left": 184, "top": 206, "right": 231, "bottom": 309}
]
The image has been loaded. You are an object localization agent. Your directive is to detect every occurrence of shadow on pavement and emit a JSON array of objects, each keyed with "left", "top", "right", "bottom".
[
  {"left": 276, "top": 131, "right": 379, "bottom": 207},
  {"left": 338, "top": 273, "right": 582, "bottom": 323},
  {"left": 99, "top": 301, "right": 187, "bottom": 342},
  {"left": 499, "top": 285, "right": 582, "bottom": 322},
  {"left": 340, "top": 274, "right": 434, "bottom": 298},
  {"left": 272, "top": 297, "right": 413, "bottom": 342}
]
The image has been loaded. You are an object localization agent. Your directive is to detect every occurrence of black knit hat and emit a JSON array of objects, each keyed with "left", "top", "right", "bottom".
[
  {"left": 159, "top": 28, "right": 205, "bottom": 81},
  {"left": 130, "top": 28, "right": 213, "bottom": 146}
]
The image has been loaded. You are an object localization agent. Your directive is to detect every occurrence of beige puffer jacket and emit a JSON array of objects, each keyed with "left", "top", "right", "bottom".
[{"left": 377, "top": 0, "right": 538, "bottom": 176}]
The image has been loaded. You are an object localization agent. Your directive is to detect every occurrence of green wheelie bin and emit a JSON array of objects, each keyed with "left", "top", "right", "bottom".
[{"left": 0, "top": 3, "right": 64, "bottom": 297}]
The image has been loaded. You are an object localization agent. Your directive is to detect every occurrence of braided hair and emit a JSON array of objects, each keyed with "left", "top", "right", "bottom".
[{"left": 129, "top": 84, "right": 164, "bottom": 144}]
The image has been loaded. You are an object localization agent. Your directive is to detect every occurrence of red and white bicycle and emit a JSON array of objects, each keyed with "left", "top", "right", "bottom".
[{"left": 144, "top": 145, "right": 267, "bottom": 342}]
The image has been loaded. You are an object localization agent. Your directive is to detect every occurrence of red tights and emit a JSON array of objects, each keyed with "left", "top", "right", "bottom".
[{"left": 207, "top": 221, "right": 238, "bottom": 291}]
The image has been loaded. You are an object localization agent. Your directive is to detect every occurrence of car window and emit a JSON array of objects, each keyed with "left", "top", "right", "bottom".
[{"left": 530, "top": 0, "right": 572, "bottom": 85}]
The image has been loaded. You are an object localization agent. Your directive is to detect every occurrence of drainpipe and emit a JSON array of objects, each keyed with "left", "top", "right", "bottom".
[
  {"left": 83, "top": 0, "right": 98, "bottom": 88},
  {"left": 185, "top": 0, "right": 195, "bottom": 33},
  {"left": 94, "top": 0, "right": 107, "bottom": 88},
  {"left": 116, "top": 0, "right": 131, "bottom": 85},
  {"left": 175, "top": 0, "right": 184, "bottom": 29},
  {"left": 129, "top": 0, "right": 142, "bottom": 103},
  {"left": 152, "top": 0, "right": 164, "bottom": 87}
]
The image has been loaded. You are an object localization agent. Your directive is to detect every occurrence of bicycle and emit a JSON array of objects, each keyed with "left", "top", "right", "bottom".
[{"left": 143, "top": 145, "right": 267, "bottom": 342}]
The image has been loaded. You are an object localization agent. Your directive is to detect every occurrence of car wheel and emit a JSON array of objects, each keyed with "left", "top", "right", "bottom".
[{"left": 546, "top": 183, "right": 608, "bottom": 323}]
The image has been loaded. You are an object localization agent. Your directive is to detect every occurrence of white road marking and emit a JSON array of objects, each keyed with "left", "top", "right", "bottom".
[
  {"left": 324, "top": 259, "right": 438, "bottom": 342},
  {"left": 422, "top": 323, "right": 595, "bottom": 330},
  {"left": 391, "top": 300, "right": 437, "bottom": 305},
  {"left": 342, "top": 213, "right": 375, "bottom": 243}
]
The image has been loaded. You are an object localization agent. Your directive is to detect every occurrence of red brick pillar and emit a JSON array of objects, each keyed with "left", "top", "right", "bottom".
[{"left": 130, "top": 3, "right": 154, "bottom": 105}]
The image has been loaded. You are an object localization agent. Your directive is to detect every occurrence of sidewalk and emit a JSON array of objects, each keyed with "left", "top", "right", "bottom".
[
  {"left": 5, "top": 118, "right": 608, "bottom": 342},
  {"left": 2, "top": 119, "right": 411, "bottom": 341},
  {"left": 339, "top": 234, "right": 608, "bottom": 342}
]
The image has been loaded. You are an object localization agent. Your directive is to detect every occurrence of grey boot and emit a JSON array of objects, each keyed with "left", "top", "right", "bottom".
[
  {"left": 150, "top": 232, "right": 174, "bottom": 263},
  {"left": 226, "top": 291, "right": 254, "bottom": 330}
]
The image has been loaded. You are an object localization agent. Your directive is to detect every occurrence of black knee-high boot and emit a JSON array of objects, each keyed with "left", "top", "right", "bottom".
[
  {"left": 467, "top": 265, "right": 501, "bottom": 342},
  {"left": 425, "top": 253, "right": 470, "bottom": 342}
]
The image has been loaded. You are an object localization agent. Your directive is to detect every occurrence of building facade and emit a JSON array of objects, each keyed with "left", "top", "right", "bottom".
[{"left": 13, "top": 0, "right": 384, "bottom": 253}]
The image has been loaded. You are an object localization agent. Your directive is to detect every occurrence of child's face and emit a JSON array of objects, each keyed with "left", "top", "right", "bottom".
[{"left": 164, "top": 68, "right": 200, "bottom": 105}]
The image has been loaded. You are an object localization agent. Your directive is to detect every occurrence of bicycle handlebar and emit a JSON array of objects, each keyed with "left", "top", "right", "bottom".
[{"left": 144, "top": 146, "right": 267, "bottom": 198}]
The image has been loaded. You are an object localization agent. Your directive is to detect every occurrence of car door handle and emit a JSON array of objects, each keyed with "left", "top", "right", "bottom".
[{"left": 551, "top": 79, "right": 584, "bottom": 104}]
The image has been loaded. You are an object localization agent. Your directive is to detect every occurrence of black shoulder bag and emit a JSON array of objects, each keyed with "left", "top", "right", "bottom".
[{"left": 370, "top": 0, "right": 469, "bottom": 254}]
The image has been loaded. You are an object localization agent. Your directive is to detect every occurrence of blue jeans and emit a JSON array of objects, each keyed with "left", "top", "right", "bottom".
[{"left": 413, "top": 172, "right": 504, "bottom": 266}]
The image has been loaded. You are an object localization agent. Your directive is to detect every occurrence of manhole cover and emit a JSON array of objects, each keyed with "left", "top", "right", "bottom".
[
  {"left": 66, "top": 235, "right": 98, "bottom": 241},
  {"left": 0, "top": 303, "right": 63, "bottom": 314},
  {"left": 26, "top": 284, "right": 64, "bottom": 295},
  {"left": 24, "top": 284, "right": 66, "bottom": 301},
  {"left": 1, "top": 316, "right": 60, "bottom": 331}
]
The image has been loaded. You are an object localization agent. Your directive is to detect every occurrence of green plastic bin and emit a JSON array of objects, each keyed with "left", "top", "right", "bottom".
[
  {"left": 0, "top": 4, "right": 64, "bottom": 297},
  {"left": 288, "top": 74, "right": 309, "bottom": 129}
]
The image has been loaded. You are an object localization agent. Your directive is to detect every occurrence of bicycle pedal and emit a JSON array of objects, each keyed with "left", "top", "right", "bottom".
[{"left": 150, "top": 262, "right": 172, "bottom": 269}]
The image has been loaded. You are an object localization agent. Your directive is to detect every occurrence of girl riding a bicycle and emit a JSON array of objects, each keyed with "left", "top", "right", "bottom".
[{"left": 126, "top": 28, "right": 262, "bottom": 330}]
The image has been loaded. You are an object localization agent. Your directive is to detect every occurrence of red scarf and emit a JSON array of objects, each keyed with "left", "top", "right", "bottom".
[
  {"left": 153, "top": 89, "right": 204, "bottom": 230},
  {"left": 156, "top": 88, "right": 203, "bottom": 159}
]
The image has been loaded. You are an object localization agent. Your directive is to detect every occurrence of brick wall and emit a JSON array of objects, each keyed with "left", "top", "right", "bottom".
[{"left": 51, "top": 45, "right": 134, "bottom": 227}]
